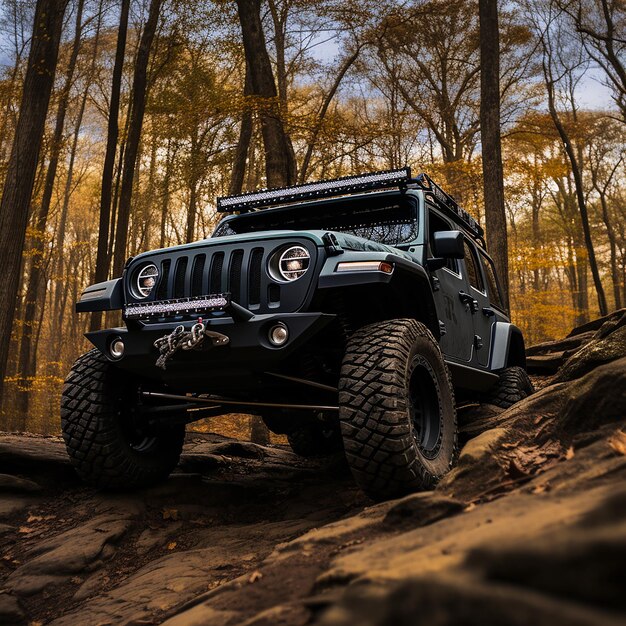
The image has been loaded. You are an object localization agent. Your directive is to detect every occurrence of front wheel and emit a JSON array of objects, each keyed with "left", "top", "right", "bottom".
[
  {"left": 61, "top": 350, "right": 185, "bottom": 489},
  {"left": 339, "top": 319, "right": 458, "bottom": 500}
]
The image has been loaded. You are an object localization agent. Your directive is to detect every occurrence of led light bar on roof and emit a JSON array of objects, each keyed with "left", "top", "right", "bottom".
[{"left": 216, "top": 167, "right": 412, "bottom": 213}]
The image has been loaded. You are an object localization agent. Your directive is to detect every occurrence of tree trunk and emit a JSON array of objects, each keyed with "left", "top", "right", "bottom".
[
  {"left": 229, "top": 65, "right": 254, "bottom": 195},
  {"left": 90, "top": 0, "right": 131, "bottom": 331},
  {"left": 0, "top": 0, "right": 68, "bottom": 419},
  {"left": 543, "top": 60, "right": 608, "bottom": 316},
  {"left": 111, "top": 0, "right": 162, "bottom": 279},
  {"left": 16, "top": 0, "right": 85, "bottom": 419},
  {"left": 235, "top": 0, "right": 296, "bottom": 189},
  {"left": 479, "top": 0, "right": 510, "bottom": 311}
]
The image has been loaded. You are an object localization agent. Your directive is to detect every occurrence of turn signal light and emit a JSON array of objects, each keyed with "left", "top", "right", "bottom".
[{"left": 336, "top": 261, "right": 394, "bottom": 274}]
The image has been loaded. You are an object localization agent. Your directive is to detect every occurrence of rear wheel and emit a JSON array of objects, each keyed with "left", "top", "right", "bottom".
[
  {"left": 339, "top": 319, "right": 458, "bottom": 500},
  {"left": 262, "top": 412, "right": 343, "bottom": 457},
  {"left": 483, "top": 366, "right": 534, "bottom": 409},
  {"left": 287, "top": 421, "right": 343, "bottom": 457},
  {"left": 61, "top": 350, "right": 185, "bottom": 489}
]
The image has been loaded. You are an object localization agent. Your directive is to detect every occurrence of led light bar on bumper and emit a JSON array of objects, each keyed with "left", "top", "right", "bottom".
[
  {"left": 124, "top": 294, "right": 230, "bottom": 320},
  {"left": 216, "top": 168, "right": 411, "bottom": 213}
]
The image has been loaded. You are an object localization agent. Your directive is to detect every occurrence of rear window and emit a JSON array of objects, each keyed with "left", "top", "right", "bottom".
[{"left": 214, "top": 194, "right": 419, "bottom": 246}]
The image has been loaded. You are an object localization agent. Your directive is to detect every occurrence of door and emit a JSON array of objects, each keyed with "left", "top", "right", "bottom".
[
  {"left": 427, "top": 208, "right": 474, "bottom": 362},
  {"left": 462, "top": 239, "right": 493, "bottom": 367}
]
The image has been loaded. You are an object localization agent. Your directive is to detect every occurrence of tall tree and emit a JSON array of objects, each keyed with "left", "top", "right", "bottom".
[
  {"left": 479, "top": 0, "right": 510, "bottom": 309},
  {"left": 16, "top": 0, "right": 86, "bottom": 418},
  {"left": 91, "top": 0, "right": 130, "bottom": 331},
  {"left": 235, "top": 0, "right": 296, "bottom": 188},
  {"left": 536, "top": 2, "right": 608, "bottom": 316},
  {"left": 112, "top": 0, "right": 163, "bottom": 279},
  {"left": 0, "top": 0, "right": 69, "bottom": 413},
  {"left": 229, "top": 65, "right": 254, "bottom": 195}
]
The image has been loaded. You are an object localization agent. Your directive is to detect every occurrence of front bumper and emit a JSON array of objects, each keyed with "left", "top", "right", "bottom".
[{"left": 85, "top": 311, "right": 335, "bottom": 387}]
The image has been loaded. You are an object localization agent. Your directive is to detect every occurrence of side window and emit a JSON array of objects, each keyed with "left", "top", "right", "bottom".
[
  {"left": 479, "top": 252, "right": 505, "bottom": 311},
  {"left": 428, "top": 209, "right": 458, "bottom": 273},
  {"left": 463, "top": 240, "right": 485, "bottom": 292}
]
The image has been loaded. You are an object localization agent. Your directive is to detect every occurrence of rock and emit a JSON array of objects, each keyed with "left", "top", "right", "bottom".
[
  {"left": 0, "top": 497, "right": 35, "bottom": 518},
  {"left": 0, "top": 474, "right": 42, "bottom": 493},
  {"left": 7, "top": 512, "right": 136, "bottom": 596},
  {"left": 556, "top": 324, "right": 626, "bottom": 382},
  {"left": 317, "top": 573, "right": 625, "bottom": 626},
  {"left": 466, "top": 487, "right": 626, "bottom": 611},
  {"left": 556, "top": 357, "right": 626, "bottom": 438},
  {"left": 0, "top": 434, "right": 73, "bottom": 483},
  {"left": 437, "top": 428, "right": 509, "bottom": 501},
  {"left": 0, "top": 593, "right": 25, "bottom": 626},
  {"left": 382, "top": 492, "right": 464, "bottom": 528},
  {"left": 526, "top": 331, "right": 596, "bottom": 374},
  {"left": 566, "top": 308, "right": 626, "bottom": 338}
]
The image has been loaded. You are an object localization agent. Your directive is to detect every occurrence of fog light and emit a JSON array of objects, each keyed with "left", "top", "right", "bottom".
[
  {"left": 269, "top": 324, "right": 289, "bottom": 346},
  {"left": 109, "top": 337, "right": 125, "bottom": 359}
]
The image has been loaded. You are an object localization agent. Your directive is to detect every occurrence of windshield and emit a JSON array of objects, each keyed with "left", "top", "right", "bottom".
[{"left": 213, "top": 193, "right": 419, "bottom": 246}]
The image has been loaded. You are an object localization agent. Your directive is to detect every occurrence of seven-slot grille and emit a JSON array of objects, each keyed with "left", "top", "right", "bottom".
[{"left": 131, "top": 240, "right": 316, "bottom": 318}]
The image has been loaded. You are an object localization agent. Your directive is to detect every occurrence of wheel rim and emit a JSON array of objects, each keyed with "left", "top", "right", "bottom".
[{"left": 408, "top": 356, "right": 443, "bottom": 458}]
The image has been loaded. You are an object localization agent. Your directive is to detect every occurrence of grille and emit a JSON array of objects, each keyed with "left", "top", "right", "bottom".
[
  {"left": 173, "top": 258, "right": 187, "bottom": 298},
  {"left": 248, "top": 248, "right": 263, "bottom": 305},
  {"left": 146, "top": 240, "right": 314, "bottom": 316},
  {"left": 191, "top": 254, "right": 206, "bottom": 295}
]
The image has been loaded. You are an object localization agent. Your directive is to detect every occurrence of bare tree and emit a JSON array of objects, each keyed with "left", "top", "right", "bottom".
[
  {"left": 0, "top": 0, "right": 69, "bottom": 416},
  {"left": 533, "top": 0, "right": 608, "bottom": 315},
  {"left": 559, "top": 0, "right": 626, "bottom": 120}
]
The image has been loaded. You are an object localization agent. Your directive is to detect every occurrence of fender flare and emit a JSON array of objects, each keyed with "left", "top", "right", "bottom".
[{"left": 490, "top": 322, "right": 526, "bottom": 370}]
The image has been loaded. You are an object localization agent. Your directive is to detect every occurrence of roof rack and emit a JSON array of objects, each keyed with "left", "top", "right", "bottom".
[
  {"left": 216, "top": 166, "right": 484, "bottom": 244},
  {"left": 216, "top": 167, "right": 411, "bottom": 213},
  {"left": 414, "top": 173, "right": 485, "bottom": 241}
]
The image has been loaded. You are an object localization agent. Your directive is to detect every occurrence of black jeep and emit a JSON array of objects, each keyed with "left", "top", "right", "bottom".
[{"left": 62, "top": 168, "right": 532, "bottom": 499}]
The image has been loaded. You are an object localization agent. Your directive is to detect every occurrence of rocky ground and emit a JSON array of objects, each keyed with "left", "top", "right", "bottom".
[{"left": 1, "top": 310, "right": 625, "bottom": 626}]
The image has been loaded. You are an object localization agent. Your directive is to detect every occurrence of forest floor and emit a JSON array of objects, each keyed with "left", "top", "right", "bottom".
[{"left": 1, "top": 311, "right": 625, "bottom": 626}]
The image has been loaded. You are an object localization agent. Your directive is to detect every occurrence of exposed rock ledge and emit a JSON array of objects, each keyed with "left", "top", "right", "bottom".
[{"left": 1, "top": 316, "right": 625, "bottom": 625}]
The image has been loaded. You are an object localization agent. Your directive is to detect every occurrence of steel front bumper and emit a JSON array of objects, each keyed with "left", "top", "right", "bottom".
[{"left": 85, "top": 312, "right": 335, "bottom": 383}]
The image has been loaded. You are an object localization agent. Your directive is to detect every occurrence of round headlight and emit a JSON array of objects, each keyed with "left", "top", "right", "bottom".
[
  {"left": 135, "top": 264, "right": 159, "bottom": 298},
  {"left": 272, "top": 246, "right": 310, "bottom": 282}
]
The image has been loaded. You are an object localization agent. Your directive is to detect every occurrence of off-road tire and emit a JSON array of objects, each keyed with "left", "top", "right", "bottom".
[
  {"left": 339, "top": 319, "right": 458, "bottom": 500},
  {"left": 483, "top": 366, "right": 534, "bottom": 409},
  {"left": 287, "top": 422, "right": 343, "bottom": 457},
  {"left": 61, "top": 350, "right": 185, "bottom": 489}
]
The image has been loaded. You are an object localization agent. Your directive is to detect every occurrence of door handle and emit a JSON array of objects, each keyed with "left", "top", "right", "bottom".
[
  {"left": 482, "top": 307, "right": 496, "bottom": 317},
  {"left": 459, "top": 291, "right": 479, "bottom": 313}
]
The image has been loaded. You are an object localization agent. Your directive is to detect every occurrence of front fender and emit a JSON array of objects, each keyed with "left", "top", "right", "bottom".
[{"left": 76, "top": 279, "right": 123, "bottom": 313}]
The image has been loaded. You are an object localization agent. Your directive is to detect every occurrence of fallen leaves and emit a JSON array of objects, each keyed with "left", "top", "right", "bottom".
[
  {"left": 167, "top": 542, "right": 177, "bottom": 551},
  {"left": 162, "top": 508, "right": 179, "bottom": 521}
]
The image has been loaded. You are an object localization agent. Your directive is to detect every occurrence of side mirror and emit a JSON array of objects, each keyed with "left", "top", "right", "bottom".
[{"left": 432, "top": 230, "right": 464, "bottom": 259}]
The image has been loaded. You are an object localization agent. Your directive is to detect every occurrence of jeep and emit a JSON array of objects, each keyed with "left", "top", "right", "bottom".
[{"left": 61, "top": 168, "right": 532, "bottom": 499}]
